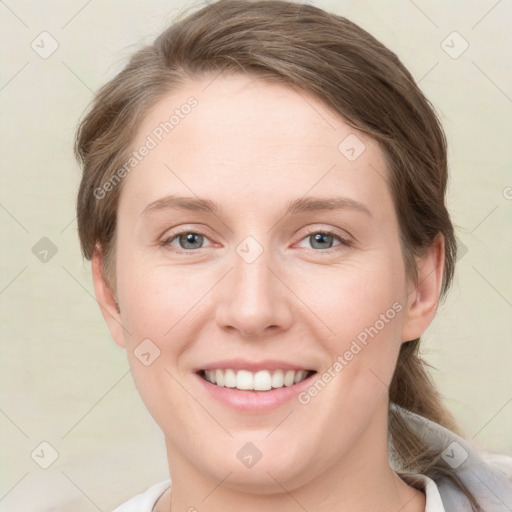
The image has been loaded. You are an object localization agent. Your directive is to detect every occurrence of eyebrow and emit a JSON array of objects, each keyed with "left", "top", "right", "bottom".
[{"left": 141, "top": 194, "right": 372, "bottom": 218}]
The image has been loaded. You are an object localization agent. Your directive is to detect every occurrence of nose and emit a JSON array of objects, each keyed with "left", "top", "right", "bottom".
[{"left": 214, "top": 244, "right": 294, "bottom": 339}]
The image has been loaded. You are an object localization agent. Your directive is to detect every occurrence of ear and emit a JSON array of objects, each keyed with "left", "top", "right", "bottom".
[
  {"left": 91, "top": 244, "right": 127, "bottom": 349},
  {"left": 400, "top": 234, "right": 445, "bottom": 343}
]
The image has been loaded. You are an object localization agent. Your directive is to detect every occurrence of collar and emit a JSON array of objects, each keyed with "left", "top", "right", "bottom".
[{"left": 390, "top": 402, "right": 512, "bottom": 511}]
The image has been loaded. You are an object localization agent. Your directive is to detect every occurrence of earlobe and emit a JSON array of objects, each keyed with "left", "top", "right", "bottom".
[
  {"left": 91, "top": 245, "right": 127, "bottom": 349},
  {"left": 400, "top": 234, "right": 445, "bottom": 343}
]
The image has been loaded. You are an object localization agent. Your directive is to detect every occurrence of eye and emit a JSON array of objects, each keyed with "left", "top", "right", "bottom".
[
  {"left": 160, "top": 230, "right": 213, "bottom": 252},
  {"left": 296, "top": 229, "right": 352, "bottom": 252},
  {"left": 160, "top": 228, "right": 352, "bottom": 254}
]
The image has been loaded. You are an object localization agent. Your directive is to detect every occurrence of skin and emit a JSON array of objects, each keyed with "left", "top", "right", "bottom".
[{"left": 92, "top": 73, "right": 445, "bottom": 512}]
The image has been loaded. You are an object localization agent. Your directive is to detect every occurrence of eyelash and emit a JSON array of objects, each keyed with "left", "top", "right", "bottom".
[{"left": 159, "top": 227, "right": 353, "bottom": 254}]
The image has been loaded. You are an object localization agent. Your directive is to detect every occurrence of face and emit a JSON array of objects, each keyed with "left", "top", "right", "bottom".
[{"left": 93, "top": 73, "right": 441, "bottom": 492}]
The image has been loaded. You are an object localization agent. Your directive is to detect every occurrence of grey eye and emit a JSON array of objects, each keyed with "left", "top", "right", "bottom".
[
  {"left": 177, "top": 232, "right": 205, "bottom": 250},
  {"left": 308, "top": 232, "right": 335, "bottom": 250}
]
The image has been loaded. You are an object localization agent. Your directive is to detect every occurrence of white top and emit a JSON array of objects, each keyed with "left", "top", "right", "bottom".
[
  {"left": 398, "top": 472, "right": 446, "bottom": 512},
  {"left": 111, "top": 473, "right": 445, "bottom": 512},
  {"left": 111, "top": 479, "right": 170, "bottom": 512}
]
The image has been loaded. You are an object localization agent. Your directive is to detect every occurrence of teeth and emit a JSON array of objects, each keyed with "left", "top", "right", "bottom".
[
  {"left": 224, "top": 369, "right": 236, "bottom": 388},
  {"left": 254, "top": 370, "right": 272, "bottom": 391},
  {"left": 271, "top": 369, "right": 284, "bottom": 388},
  {"left": 284, "top": 369, "right": 295, "bottom": 386},
  {"left": 237, "top": 370, "right": 253, "bottom": 390},
  {"left": 202, "top": 369, "right": 311, "bottom": 391},
  {"left": 294, "top": 370, "right": 307, "bottom": 384}
]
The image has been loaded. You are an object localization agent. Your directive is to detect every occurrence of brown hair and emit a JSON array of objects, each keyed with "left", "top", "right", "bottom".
[{"left": 74, "top": 0, "right": 478, "bottom": 508}]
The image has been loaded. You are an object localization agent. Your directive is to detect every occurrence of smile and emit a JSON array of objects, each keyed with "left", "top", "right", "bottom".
[{"left": 198, "top": 368, "right": 316, "bottom": 391}]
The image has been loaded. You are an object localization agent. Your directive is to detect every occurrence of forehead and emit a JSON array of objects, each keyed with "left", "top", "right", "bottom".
[
  {"left": 135, "top": 73, "right": 365, "bottom": 154},
  {"left": 121, "top": 73, "right": 391, "bottom": 219}
]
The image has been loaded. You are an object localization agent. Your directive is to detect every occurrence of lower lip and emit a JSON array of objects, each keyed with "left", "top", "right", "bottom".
[{"left": 194, "top": 372, "right": 317, "bottom": 413}]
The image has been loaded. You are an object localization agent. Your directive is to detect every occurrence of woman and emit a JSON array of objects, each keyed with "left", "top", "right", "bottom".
[{"left": 73, "top": 1, "right": 512, "bottom": 510}]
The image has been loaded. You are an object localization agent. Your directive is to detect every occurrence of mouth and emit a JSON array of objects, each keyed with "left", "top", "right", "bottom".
[{"left": 197, "top": 368, "right": 317, "bottom": 392}]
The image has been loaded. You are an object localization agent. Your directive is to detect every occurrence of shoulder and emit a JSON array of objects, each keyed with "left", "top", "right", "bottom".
[
  {"left": 111, "top": 480, "right": 171, "bottom": 512},
  {"left": 480, "top": 451, "right": 512, "bottom": 479},
  {"left": 391, "top": 403, "right": 512, "bottom": 512}
]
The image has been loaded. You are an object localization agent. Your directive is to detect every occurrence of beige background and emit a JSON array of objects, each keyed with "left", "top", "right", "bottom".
[{"left": 1, "top": 0, "right": 511, "bottom": 511}]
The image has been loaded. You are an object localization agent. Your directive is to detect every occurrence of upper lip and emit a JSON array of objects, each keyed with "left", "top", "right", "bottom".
[{"left": 195, "top": 359, "right": 316, "bottom": 372}]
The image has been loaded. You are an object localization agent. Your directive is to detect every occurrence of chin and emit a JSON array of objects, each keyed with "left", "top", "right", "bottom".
[{"left": 197, "top": 443, "right": 317, "bottom": 494}]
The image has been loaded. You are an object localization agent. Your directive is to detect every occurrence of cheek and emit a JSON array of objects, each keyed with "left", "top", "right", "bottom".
[
  {"left": 115, "top": 260, "right": 203, "bottom": 424},
  {"left": 291, "top": 256, "right": 405, "bottom": 341},
  {"left": 292, "top": 253, "right": 406, "bottom": 402},
  {"left": 115, "top": 253, "right": 216, "bottom": 358}
]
